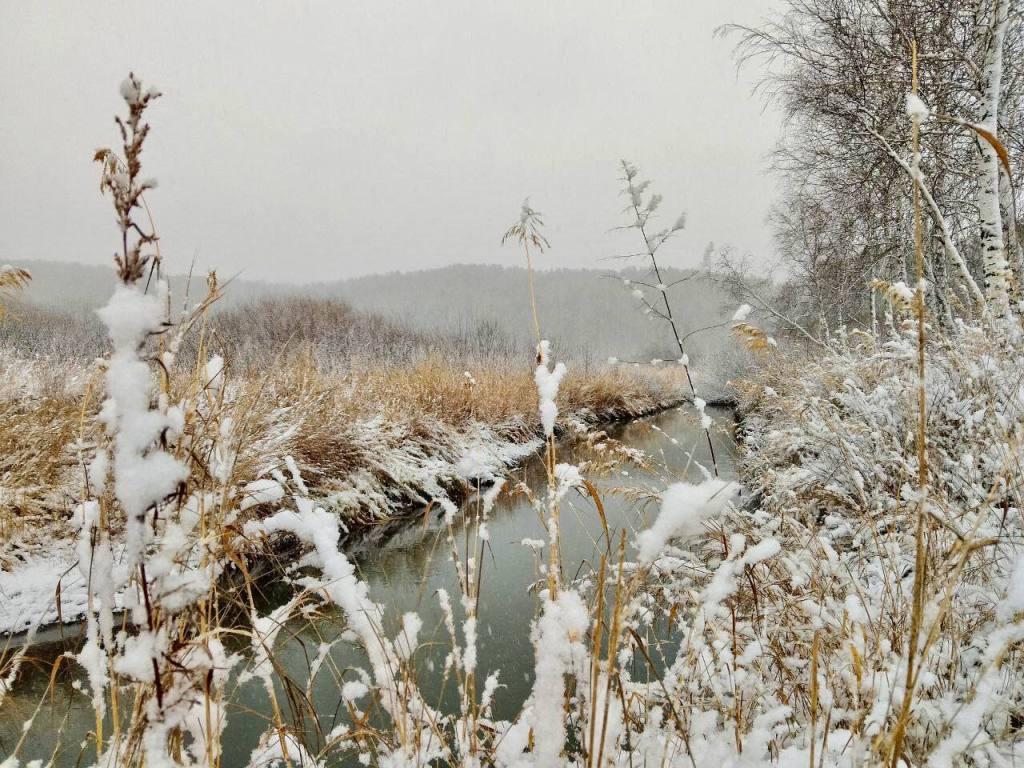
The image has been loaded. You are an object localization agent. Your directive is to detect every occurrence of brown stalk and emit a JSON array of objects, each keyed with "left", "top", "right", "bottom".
[{"left": 887, "top": 39, "right": 930, "bottom": 768}]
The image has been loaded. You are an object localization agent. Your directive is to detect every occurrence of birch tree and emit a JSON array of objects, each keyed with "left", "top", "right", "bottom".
[
  {"left": 977, "top": 0, "right": 1012, "bottom": 310},
  {"left": 726, "top": 0, "right": 1024, "bottom": 325}
]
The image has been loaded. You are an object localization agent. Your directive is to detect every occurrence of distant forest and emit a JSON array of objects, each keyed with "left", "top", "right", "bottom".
[{"left": 3, "top": 260, "right": 735, "bottom": 363}]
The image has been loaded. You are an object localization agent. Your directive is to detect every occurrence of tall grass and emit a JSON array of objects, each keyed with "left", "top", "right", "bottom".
[{"left": 0, "top": 352, "right": 684, "bottom": 559}]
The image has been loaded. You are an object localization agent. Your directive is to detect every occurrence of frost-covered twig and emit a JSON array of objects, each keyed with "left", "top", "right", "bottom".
[{"left": 617, "top": 161, "right": 721, "bottom": 476}]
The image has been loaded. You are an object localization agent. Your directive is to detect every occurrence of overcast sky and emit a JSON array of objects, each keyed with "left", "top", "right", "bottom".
[{"left": 0, "top": 1, "right": 782, "bottom": 284}]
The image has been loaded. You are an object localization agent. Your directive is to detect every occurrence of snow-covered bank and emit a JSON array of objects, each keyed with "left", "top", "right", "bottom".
[
  {"left": 716, "top": 324, "right": 1024, "bottom": 763},
  {"left": 0, "top": 370, "right": 682, "bottom": 636}
]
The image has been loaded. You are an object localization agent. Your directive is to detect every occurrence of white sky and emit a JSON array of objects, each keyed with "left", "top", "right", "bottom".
[{"left": 0, "top": 0, "right": 782, "bottom": 284}]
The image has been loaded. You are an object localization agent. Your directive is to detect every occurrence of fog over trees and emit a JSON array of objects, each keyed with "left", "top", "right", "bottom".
[{"left": 7, "top": 260, "right": 736, "bottom": 364}]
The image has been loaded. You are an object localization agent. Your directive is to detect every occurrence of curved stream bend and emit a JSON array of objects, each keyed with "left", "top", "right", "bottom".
[{"left": 0, "top": 404, "right": 737, "bottom": 766}]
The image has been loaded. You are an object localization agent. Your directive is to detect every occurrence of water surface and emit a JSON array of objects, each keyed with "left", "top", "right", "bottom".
[{"left": 0, "top": 405, "right": 736, "bottom": 765}]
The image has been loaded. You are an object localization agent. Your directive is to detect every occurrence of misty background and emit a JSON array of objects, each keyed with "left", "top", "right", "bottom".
[
  {"left": 3, "top": 259, "right": 740, "bottom": 371},
  {"left": 0, "top": 2, "right": 783, "bottom": 369},
  {"left": 0, "top": 1, "right": 781, "bottom": 283}
]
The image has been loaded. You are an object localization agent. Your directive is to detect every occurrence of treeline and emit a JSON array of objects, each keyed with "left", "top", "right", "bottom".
[
  {"left": 4, "top": 261, "right": 737, "bottom": 366},
  {"left": 726, "top": 0, "right": 1023, "bottom": 335}
]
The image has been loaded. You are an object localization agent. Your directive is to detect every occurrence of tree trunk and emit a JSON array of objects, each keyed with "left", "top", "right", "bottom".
[{"left": 978, "top": 0, "right": 1011, "bottom": 311}]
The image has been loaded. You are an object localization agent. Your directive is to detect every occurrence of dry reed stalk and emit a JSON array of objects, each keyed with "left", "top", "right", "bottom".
[
  {"left": 503, "top": 202, "right": 565, "bottom": 597},
  {"left": 886, "top": 40, "right": 929, "bottom": 768},
  {"left": 618, "top": 161, "right": 720, "bottom": 478}
]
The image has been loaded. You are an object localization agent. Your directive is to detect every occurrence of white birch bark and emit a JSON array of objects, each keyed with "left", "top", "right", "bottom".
[{"left": 978, "top": 0, "right": 1011, "bottom": 310}]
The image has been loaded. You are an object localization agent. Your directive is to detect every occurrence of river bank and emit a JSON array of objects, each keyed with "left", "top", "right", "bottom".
[
  {"left": 0, "top": 402, "right": 738, "bottom": 766},
  {"left": 0, "top": 355, "right": 714, "bottom": 636}
]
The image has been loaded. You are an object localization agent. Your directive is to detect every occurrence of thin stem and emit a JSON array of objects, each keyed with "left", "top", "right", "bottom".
[
  {"left": 522, "top": 233, "right": 559, "bottom": 596},
  {"left": 889, "top": 40, "right": 930, "bottom": 768},
  {"left": 524, "top": 242, "right": 542, "bottom": 350},
  {"left": 622, "top": 164, "right": 720, "bottom": 477}
]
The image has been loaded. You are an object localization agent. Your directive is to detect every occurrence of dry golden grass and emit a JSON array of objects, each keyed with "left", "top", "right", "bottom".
[
  {"left": 0, "top": 358, "right": 97, "bottom": 548},
  {"left": 350, "top": 356, "right": 683, "bottom": 425},
  {"left": 0, "top": 352, "right": 684, "bottom": 543},
  {"left": 0, "top": 267, "right": 31, "bottom": 320},
  {"left": 226, "top": 355, "right": 684, "bottom": 525}
]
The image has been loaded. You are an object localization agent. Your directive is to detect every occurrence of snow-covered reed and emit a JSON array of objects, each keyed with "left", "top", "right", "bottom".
[
  {"left": 732, "top": 321, "right": 1024, "bottom": 764},
  {"left": 221, "top": 311, "right": 1024, "bottom": 764}
]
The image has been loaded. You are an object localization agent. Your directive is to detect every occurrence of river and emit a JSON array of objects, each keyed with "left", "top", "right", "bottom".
[{"left": 0, "top": 404, "right": 736, "bottom": 766}]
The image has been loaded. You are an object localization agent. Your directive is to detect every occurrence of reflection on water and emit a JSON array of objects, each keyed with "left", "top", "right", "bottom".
[{"left": 0, "top": 405, "right": 735, "bottom": 766}]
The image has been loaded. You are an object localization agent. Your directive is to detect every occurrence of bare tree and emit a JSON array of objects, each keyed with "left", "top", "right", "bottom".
[{"left": 724, "top": 0, "right": 1024, "bottom": 326}]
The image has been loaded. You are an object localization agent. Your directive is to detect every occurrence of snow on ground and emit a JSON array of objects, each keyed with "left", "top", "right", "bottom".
[
  {"left": 0, "top": 413, "right": 579, "bottom": 635},
  {"left": 316, "top": 420, "right": 543, "bottom": 523},
  {"left": 0, "top": 543, "right": 127, "bottom": 635}
]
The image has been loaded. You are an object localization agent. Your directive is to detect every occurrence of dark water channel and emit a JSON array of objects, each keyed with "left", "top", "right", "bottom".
[{"left": 0, "top": 405, "right": 736, "bottom": 765}]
